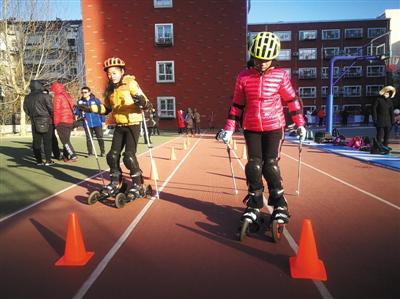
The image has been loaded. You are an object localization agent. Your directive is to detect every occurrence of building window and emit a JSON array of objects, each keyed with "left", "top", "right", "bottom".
[
  {"left": 343, "top": 66, "right": 363, "bottom": 78},
  {"left": 299, "top": 48, "right": 317, "bottom": 60},
  {"left": 367, "top": 65, "right": 385, "bottom": 77},
  {"left": 303, "top": 105, "right": 317, "bottom": 113},
  {"left": 299, "top": 67, "right": 317, "bottom": 79},
  {"left": 323, "top": 47, "right": 340, "bottom": 59},
  {"left": 345, "top": 28, "right": 363, "bottom": 39},
  {"left": 322, "top": 67, "right": 340, "bottom": 79},
  {"left": 321, "top": 86, "right": 339, "bottom": 97},
  {"left": 376, "top": 43, "right": 385, "bottom": 55},
  {"left": 299, "top": 30, "right": 317, "bottom": 41},
  {"left": 368, "top": 27, "right": 386, "bottom": 38},
  {"left": 283, "top": 68, "right": 291, "bottom": 79},
  {"left": 322, "top": 29, "right": 340, "bottom": 40},
  {"left": 155, "top": 23, "right": 173, "bottom": 46},
  {"left": 156, "top": 61, "right": 175, "bottom": 83},
  {"left": 344, "top": 46, "right": 363, "bottom": 56},
  {"left": 322, "top": 105, "right": 339, "bottom": 112},
  {"left": 274, "top": 31, "right": 291, "bottom": 41},
  {"left": 366, "top": 85, "right": 384, "bottom": 97},
  {"left": 154, "top": 0, "right": 172, "bottom": 8},
  {"left": 276, "top": 49, "right": 291, "bottom": 61},
  {"left": 298, "top": 87, "right": 316, "bottom": 98},
  {"left": 343, "top": 85, "right": 361, "bottom": 97},
  {"left": 157, "top": 96, "right": 176, "bottom": 118}
]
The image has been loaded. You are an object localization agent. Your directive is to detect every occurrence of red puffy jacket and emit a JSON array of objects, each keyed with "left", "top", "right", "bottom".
[
  {"left": 225, "top": 68, "right": 305, "bottom": 132},
  {"left": 51, "top": 82, "right": 75, "bottom": 126}
]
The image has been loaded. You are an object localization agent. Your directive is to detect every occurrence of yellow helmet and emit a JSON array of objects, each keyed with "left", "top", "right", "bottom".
[
  {"left": 103, "top": 57, "right": 126, "bottom": 71},
  {"left": 249, "top": 32, "right": 281, "bottom": 60},
  {"left": 379, "top": 85, "right": 396, "bottom": 98}
]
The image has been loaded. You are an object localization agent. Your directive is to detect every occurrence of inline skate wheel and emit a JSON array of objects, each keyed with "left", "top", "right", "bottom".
[
  {"left": 271, "top": 220, "right": 285, "bottom": 243},
  {"left": 88, "top": 191, "right": 100, "bottom": 205},
  {"left": 115, "top": 193, "right": 126, "bottom": 209},
  {"left": 239, "top": 218, "right": 251, "bottom": 242},
  {"left": 145, "top": 185, "right": 153, "bottom": 197}
]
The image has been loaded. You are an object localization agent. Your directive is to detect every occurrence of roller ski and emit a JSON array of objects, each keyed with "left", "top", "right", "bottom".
[
  {"left": 267, "top": 204, "right": 290, "bottom": 243},
  {"left": 237, "top": 207, "right": 264, "bottom": 241},
  {"left": 114, "top": 183, "right": 154, "bottom": 209},
  {"left": 87, "top": 177, "right": 127, "bottom": 207}
]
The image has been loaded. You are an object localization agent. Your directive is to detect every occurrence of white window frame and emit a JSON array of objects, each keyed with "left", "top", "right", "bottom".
[
  {"left": 367, "top": 65, "right": 385, "bottom": 77},
  {"left": 323, "top": 47, "right": 340, "bottom": 59},
  {"left": 344, "top": 46, "right": 363, "bottom": 56},
  {"left": 322, "top": 105, "right": 339, "bottom": 112},
  {"left": 322, "top": 67, "right": 340, "bottom": 79},
  {"left": 299, "top": 48, "right": 317, "bottom": 60},
  {"left": 321, "top": 86, "right": 339, "bottom": 97},
  {"left": 303, "top": 105, "right": 317, "bottom": 113},
  {"left": 343, "top": 85, "right": 361, "bottom": 97},
  {"left": 299, "top": 67, "right": 317, "bottom": 79},
  {"left": 157, "top": 96, "right": 176, "bottom": 119},
  {"left": 376, "top": 43, "right": 385, "bottom": 55},
  {"left": 153, "top": 0, "right": 173, "bottom": 8},
  {"left": 366, "top": 85, "right": 384, "bottom": 96},
  {"left": 156, "top": 61, "right": 175, "bottom": 83},
  {"left": 322, "top": 29, "right": 340, "bottom": 40},
  {"left": 155, "top": 23, "right": 174, "bottom": 46},
  {"left": 276, "top": 49, "right": 291, "bottom": 61},
  {"left": 299, "top": 30, "right": 317, "bottom": 41},
  {"left": 368, "top": 27, "right": 386, "bottom": 38},
  {"left": 343, "top": 66, "right": 363, "bottom": 78},
  {"left": 298, "top": 87, "right": 316, "bottom": 98},
  {"left": 274, "top": 31, "right": 291, "bottom": 41},
  {"left": 345, "top": 28, "right": 363, "bottom": 39}
]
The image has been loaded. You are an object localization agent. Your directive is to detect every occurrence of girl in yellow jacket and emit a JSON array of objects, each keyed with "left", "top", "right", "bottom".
[{"left": 83, "top": 57, "right": 152, "bottom": 197}]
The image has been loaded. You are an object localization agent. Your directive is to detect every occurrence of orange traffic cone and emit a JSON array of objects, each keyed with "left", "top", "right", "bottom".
[
  {"left": 289, "top": 219, "right": 327, "bottom": 281},
  {"left": 55, "top": 213, "right": 94, "bottom": 266},
  {"left": 170, "top": 146, "right": 176, "bottom": 160},
  {"left": 241, "top": 145, "right": 247, "bottom": 160},
  {"left": 150, "top": 159, "right": 159, "bottom": 181},
  {"left": 233, "top": 139, "right": 238, "bottom": 150},
  {"left": 183, "top": 139, "right": 187, "bottom": 150}
]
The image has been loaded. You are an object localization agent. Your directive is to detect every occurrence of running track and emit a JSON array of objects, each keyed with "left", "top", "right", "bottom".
[{"left": 0, "top": 134, "right": 399, "bottom": 298}]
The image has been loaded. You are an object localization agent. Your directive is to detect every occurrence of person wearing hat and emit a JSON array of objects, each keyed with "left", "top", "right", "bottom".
[
  {"left": 393, "top": 108, "right": 400, "bottom": 138},
  {"left": 372, "top": 85, "right": 396, "bottom": 147},
  {"left": 79, "top": 57, "right": 152, "bottom": 198},
  {"left": 217, "top": 32, "right": 306, "bottom": 230}
]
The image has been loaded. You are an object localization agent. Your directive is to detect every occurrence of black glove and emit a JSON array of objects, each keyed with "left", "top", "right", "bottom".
[
  {"left": 76, "top": 100, "right": 91, "bottom": 112},
  {"left": 132, "top": 94, "right": 146, "bottom": 107}
]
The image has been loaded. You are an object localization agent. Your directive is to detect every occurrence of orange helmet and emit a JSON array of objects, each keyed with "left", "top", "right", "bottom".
[{"left": 103, "top": 57, "right": 126, "bottom": 71}]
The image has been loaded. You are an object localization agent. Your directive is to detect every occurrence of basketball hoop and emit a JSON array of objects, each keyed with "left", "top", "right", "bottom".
[{"left": 384, "top": 56, "right": 399, "bottom": 73}]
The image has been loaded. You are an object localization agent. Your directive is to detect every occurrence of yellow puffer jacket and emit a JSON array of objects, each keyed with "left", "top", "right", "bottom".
[{"left": 104, "top": 75, "right": 149, "bottom": 125}]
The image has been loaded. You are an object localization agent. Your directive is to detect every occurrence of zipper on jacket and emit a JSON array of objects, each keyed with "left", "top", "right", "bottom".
[{"left": 259, "top": 76, "right": 263, "bottom": 131}]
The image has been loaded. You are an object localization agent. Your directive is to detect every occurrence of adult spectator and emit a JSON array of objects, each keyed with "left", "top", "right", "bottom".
[
  {"left": 317, "top": 107, "right": 325, "bottom": 127},
  {"left": 340, "top": 108, "right": 349, "bottom": 127},
  {"left": 23, "top": 80, "right": 54, "bottom": 165},
  {"left": 184, "top": 107, "right": 194, "bottom": 136},
  {"left": 193, "top": 108, "right": 201, "bottom": 135},
  {"left": 372, "top": 86, "right": 395, "bottom": 147},
  {"left": 177, "top": 109, "right": 185, "bottom": 134}
]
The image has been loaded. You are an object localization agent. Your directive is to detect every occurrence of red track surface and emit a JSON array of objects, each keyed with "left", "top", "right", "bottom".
[{"left": 1, "top": 134, "right": 399, "bottom": 299}]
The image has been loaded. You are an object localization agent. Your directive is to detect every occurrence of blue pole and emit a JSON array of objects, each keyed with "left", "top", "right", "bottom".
[{"left": 326, "top": 55, "right": 381, "bottom": 134}]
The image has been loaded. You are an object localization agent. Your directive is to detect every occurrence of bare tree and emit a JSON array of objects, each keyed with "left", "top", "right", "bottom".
[{"left": 0, "top": 0, "right": 83, "bottom": 135}]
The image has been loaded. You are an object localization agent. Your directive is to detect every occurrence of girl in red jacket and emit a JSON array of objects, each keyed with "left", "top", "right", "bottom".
[
  {"left": 51, "top": 82, "right": 77, "bottom": 162},
  {"left": 218, "top": 32, "right": 306, "bottom": 230}
]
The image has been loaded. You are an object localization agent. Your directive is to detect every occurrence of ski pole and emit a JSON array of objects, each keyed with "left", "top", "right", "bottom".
[
  {"left": 296, "top": 140, "right": 303, "bottom": 196},
  {"left": 226, "top": 144, "right": 238, "bottom": 195},
  {"left": 82, "top": 113, "right": 105, "bottom": 186},
  {"left": 141, "top": 110, "right": 160, "bottom": 199}
]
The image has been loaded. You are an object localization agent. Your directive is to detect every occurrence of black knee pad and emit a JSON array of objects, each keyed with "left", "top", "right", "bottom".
[
  {"left": 107, "top": 150, "right": 121, "bottom": 172},
  {"left": 245, "top": 158, "right": 263, "bottom": 191},
  {"left": 262, "top": 158, "right": 283, "bottom": 190},
  {"left": 123, "top": 151, "right": 140, "bottom": 173}
]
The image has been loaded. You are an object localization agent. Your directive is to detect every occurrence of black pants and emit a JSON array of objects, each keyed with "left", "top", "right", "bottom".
[
  {"left": 84, "top": 125, "right": 105, "bottom": 154},
  {"left": 244, "top": 129, "right": 285, "bottom": 208},
  {"left": 52, "top": 127, "right": 61, "bottom": 159},
  {"left": 376, "top": 126, "right": 391, "bottom": 146},
  {"left": 56, "top": 124, "right": 76, "bottom": 159},
  {"left": 32, "top": 124, "right": 53, "bottom": 163},
  {"left": 143, "top": 127, "right": 153, "bottom": 144},
  {"left": 194, "top": 122, "right": 200, "bottom": 134}
]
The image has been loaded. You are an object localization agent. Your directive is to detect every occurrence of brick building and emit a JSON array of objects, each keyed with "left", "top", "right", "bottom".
[
  {"left": 249, "top": 18, "right": 390, "bottom": 118},
  {"left": 81, "top": 0, "right": 248, "bottom": 129}
]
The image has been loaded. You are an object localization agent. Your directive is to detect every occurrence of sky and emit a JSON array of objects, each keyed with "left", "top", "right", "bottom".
[{"left": 43, "top": 0, "right": 400, "bottom": 23}]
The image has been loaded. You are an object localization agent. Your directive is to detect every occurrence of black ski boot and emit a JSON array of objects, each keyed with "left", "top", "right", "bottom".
[
  {"left": 126, "top": 183, "right": 145, "bottom": 201},
  {"left": 269, "top": 196, "right": 290, "bottom": 243},
  {"left": 88, "top": 174, "right": 126, "bottom": 205}
]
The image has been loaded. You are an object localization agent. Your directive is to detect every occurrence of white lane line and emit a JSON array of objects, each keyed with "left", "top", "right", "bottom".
[
  {"left": 281, "top": 152, "right": 400, "bottom": 211},
  {"left": 231, "top": 149, "right": 334, "bottom": 299},
  {"left": 0, "top": 137, "right": 181, "bottom": 223},
  {"left": 73, "top": 138, "right": 202, "bottom": 299}
]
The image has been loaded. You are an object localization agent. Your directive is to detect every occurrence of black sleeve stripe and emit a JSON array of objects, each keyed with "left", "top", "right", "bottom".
[
  {"left": 286, "top": 98, "right": 297, "bottom": 103},
  {"left": 290, "top": 110, "right": 302, "bottom": 116},
  {"left": 232, "top": 103, "right": 245, "bottom": 110},
  {"left": 228, "top": 114, "right": 241, "bottom": 121}
]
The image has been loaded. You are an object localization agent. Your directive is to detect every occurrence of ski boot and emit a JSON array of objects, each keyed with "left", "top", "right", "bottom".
[
  {"left": 269, "top": 199, "right": 290, "bottom": 243},
  {"left": 238, "top": 207, "right": 264, "bottom": 241},
  {"left": 88, "top": 175, "right": 127, "bottom": 206}
]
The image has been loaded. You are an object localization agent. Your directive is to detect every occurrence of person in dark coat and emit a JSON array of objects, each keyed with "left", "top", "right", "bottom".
[
  {"left": 372, "top": 86, "right": 396, "bottom": 146},
  {"left": 23, "top": 81, "right": 54, "bottom": 165}
]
